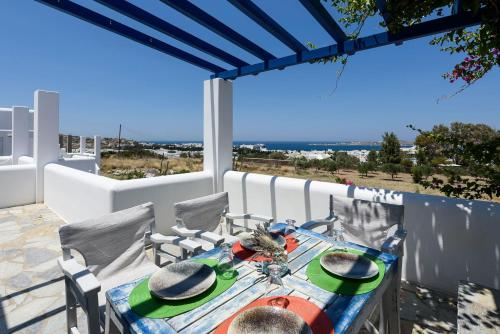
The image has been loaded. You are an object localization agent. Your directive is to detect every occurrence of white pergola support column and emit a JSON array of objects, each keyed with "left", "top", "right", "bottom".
[
  {"left": 11, "top": 106, "right": 30, "bottom": 164},
  {"left": 203, "top": 78, "right": 233, "bottom": 193},
  {"left": 80, "top": 136, "right": 86, "bottom": 154},
  {"left": 34, "top": 90, "right": 59, "bottom": 202},
  {"left": 94, "top": 135, "right": 101, "bottom": 174}
]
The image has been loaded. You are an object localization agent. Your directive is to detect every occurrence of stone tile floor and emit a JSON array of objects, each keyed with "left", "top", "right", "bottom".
[{"left": 1, "top": 204, "right": 458, "bottom": 334}]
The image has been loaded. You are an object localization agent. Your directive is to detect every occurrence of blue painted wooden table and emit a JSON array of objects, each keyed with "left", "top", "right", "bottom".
[{"left": 106, "top": 224, "right": 399, "bottom": 334}]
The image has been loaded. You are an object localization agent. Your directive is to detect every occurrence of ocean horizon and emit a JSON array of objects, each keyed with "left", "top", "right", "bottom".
[{"left": 147, "top": 140, "right": 413, "bottom": 152}]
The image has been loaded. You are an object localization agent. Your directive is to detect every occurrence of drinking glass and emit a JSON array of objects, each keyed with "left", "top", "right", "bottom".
[
  {"left": 217, "top": 243, "right": 235, "bottom": 279},
  {"left": 285, "top": 218, "right": 296, "bottom": 235},
  {"left": 330, "top": 224, "right": 347, "bottom": 252},
  {"left": 266, "top": 263, "right": 285, "bottom": 296}
]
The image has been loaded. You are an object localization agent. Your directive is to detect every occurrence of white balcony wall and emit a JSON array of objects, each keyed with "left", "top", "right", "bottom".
[
  {"left": 57, "top": 156, "right": 97, "bottom": 173},
  {"left": 0, "top": 165, "right": 36, "bottom": 208},
  {"left": 224, "top": 171, "right": 500, "bottom": 294},
  {"left": 18, "top": 156, "right": 34, "bottom": 165},
  {"left": 44, "top": 164, "right": 213, "bottom": 235},
  {"left": 0, "top": 156, "right": 13, "bottom": 166}
]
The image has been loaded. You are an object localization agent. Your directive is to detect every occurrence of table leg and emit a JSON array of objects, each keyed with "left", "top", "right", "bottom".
[
  {"left": 105, "top": 300, "right": 122, "bottom": 334},
  {"left": 381, "top": 264, "right": 401, "bottom": 334}
]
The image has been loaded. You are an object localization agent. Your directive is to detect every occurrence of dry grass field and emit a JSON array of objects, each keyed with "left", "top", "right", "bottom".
[
  {"left": 100, "top": 156, "right": 498, "bottom": 201},
  {"left": 100, "top": 156, "right": 203, "bottom": 179},
  {"left": 236, "top": 162, "right": 443, "bottom": 196}
]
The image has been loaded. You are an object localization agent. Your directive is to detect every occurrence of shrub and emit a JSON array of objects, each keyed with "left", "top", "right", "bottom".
[
  {"left": 421, "top": 164, "right": 433, "bottom": 179},
  {"left": 358, "top": 163, "right": 371, "bottom": 177},
  {"left": 334, "top": 176, "right": 347, "bottom": 184},
  {"left": 411, "top": 166, "right": 424, "bottom": 183},
  {"left": 325, "top": 160, "right": 338, "bottom": 174},
  {"left": 381, "top": 163, "right": 403, "bottom": 180},
  {"left": 400, "top": 158, "right": 414, "bottom": 173}
]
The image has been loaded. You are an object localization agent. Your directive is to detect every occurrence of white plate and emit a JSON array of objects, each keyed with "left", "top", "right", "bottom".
[
  {"left": 148, "top": 262, "right": 216, "bottom": 300},
  {"left": 228, "top": 306, "right": 312, "bottom": 334},
  {"left": 240, "top": 233, "right": 286, "bottom": 251},
  {"left": 320, "top": 252, "right": 379, "bottom": 280}
]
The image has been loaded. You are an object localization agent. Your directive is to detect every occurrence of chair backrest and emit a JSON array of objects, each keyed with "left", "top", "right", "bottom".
[
  {"left": 333, "top": 196, "right": 404, "bottom": 250},
  {"left": 59, "top": 202, "right": 155, "bottom": 280},
  {"left": 175, "top": 192, "right": 228, "bottom": 232}
]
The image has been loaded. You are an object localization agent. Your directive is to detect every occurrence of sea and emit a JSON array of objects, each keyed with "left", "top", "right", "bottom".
[{"left": 150, "top": 141, "right": 412, "bottom": 152}]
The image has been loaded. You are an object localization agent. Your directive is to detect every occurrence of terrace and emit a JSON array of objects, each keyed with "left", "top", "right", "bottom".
[{"left": 1, "top": 1, "right": 499, "bottom": 334}]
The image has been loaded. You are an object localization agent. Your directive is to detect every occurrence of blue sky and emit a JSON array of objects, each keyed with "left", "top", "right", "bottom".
[{"left": 0, "top": 1, "right": 498, "bottom": 142}]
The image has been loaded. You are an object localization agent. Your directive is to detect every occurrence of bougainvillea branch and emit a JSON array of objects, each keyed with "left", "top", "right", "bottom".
[{"left": 311, "top": 0, "right": 499, "bottom": 94}]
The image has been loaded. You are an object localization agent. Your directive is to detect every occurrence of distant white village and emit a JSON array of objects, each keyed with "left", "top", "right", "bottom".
[{"left": 141, "top": 142, "right": 417, "bottom": 163}]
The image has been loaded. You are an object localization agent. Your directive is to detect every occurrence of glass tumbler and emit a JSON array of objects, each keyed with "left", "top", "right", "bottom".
[{"left": 217, "top": 243, "right": 235, "bottom": 279}]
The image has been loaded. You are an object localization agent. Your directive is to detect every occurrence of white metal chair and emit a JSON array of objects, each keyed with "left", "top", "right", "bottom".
[
  {"left": 152, "top": 192, "right": 274, "bottom": 266},
  {"left": 303, "top": 194, "right": 406, "bottom": 334},
  {"left": 58, "top": 202, "right": 193, "bottom": 334}
]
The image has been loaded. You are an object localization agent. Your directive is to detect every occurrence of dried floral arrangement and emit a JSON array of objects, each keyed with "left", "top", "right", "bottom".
[{"left": 248, "top": 225, "right": 287, "bottom": 262}]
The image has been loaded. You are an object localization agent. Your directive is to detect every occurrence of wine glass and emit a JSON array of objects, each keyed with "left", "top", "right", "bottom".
[
  {"left": 266, "top": 263, "right": 285, "bottom": 296},
  {"left": 330, "top": 223, "right": 347, "bottom": 252},
  {"left": 217, "top": 243, "right": 235, "bottom": 279},
  {"left": 285, "top": 218, "right": 296, "bottom": 235}
]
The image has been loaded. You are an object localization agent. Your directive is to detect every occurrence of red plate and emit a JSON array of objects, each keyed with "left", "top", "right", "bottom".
[
  {"left": 215, "top": 296, "right": 334, "bottom": 334},
  {"left": 232, "top": 234, "right": 299, "bottom": 262}
]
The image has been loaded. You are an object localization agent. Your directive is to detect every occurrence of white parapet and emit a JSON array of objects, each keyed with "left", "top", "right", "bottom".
[
  {"left": 0, "top": 165, "right": 36, "bottom": 208},
  {"left": 12, "top": 106, "right": 30, "bottom": 164},
  {"left": 224, "top": 170, "right": 500, "bottom": 294},
  {"left": 94, "top": 135, "right": 101, "bottom": 174},
  {"left": 34, "top": 90, "right": 59, "bottom": 202},
  {"left": 80, "top": 136, "right": 86, "bottom": 154},
  {"left": 203, "top": 78, "right": 233, "bottom": 192}
]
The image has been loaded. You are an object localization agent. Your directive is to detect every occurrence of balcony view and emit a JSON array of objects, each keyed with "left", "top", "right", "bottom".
[{"left": 1, "top": 1, "right": 499, "bottom": 334}]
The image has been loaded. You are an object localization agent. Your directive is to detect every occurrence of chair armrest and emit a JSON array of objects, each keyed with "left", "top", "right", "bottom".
[
  {"left": 150, "top": 233, "right": 183, "bottom": 244},
  {"left": 150, "top": 232, "right": 202, "bottom": 253},
  {"left": 225, "top": 212, "right": 274, "bottom": 223},
  {"left": 381, "top": 229, "right": 407, "bottom": 256},
  {"left": 171, "top": 226, "right": 225, "bottom": 247},
  {"left": 57, "top": 257, "right": 100, "bottom": 296},
  {"left": 302, "top": 216, "right": 338, "bottom": 230}
]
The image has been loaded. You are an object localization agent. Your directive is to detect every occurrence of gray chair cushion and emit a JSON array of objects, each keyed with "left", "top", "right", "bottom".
[
  {"left": 175, "top": 192, "right": 228, "bottom": 232},
  {"left": 59, "top": 202, "right": 156, "bottom": 281},
  {"left": 333, "top": 196, "right": 404, "bottom": 250}
]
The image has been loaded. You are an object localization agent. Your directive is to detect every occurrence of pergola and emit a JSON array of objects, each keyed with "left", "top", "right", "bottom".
[{"left": 36, "top": 0, "right": 485, "bottom": 191}]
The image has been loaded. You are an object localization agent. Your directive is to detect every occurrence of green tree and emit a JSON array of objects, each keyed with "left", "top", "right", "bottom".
[
  {"left": 379, "top": 132, "right": 401, "bottom": 164},
  {"left": 358, "top": 162, "right": 371, "bottom": 177},
  {"left": 294, "top": 157, "right": 309, "bottom": 171},
  {"left": 411, "top": 166, "right": 424, "bottom": 183},
  {"left": 330, "top": 151, "right": 360, "bottom": 170},
  {"left": 381, "top": 163, "right": 403, "bottom": 180},
  {"left": 367, "top": 150, "right": 378, "bottom": 164},
  {"left": 410, "top": 124, "right": 500, "bottom": 199},
  {"left": 400, "top": 158, "right": 414, "bottom": 173},
  {"left": 414, "top": 122, "right": 498, "bottom": 166},
  {"left": 326, "top": 160, "right": 338, "bottom": 175}
]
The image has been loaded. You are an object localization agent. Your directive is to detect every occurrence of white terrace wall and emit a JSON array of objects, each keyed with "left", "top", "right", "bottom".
[
  {"left": 44, "top": 164, "right": 213, "bottom": 235},
  {"left": 224, "top": 171, "right": 500, "bottom": 294},
  {"left": 0, "top": 165, "right": 36, "bottom": 208},
  {"left": 0, "top": 107, "right": 34, "bottom": 157}
]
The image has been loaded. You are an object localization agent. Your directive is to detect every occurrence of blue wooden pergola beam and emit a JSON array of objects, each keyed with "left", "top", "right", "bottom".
[
  {"left": 159, "top": 0, "right": 275, "bottom": 61},
  {"left": 227, "top": 0, "right": 307, "bottom": 53},
  {"left": 212, "top": 10, "right": 485, "bottom": 80},
  {"left": 95, "top": 0, "right": 248, "bottom": 68},
  {"left": 36, "top": 0, "right": 226, "bottom": 73},
  {"left": 299, "top": 0, "right": 347, "bottom": 43}
]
